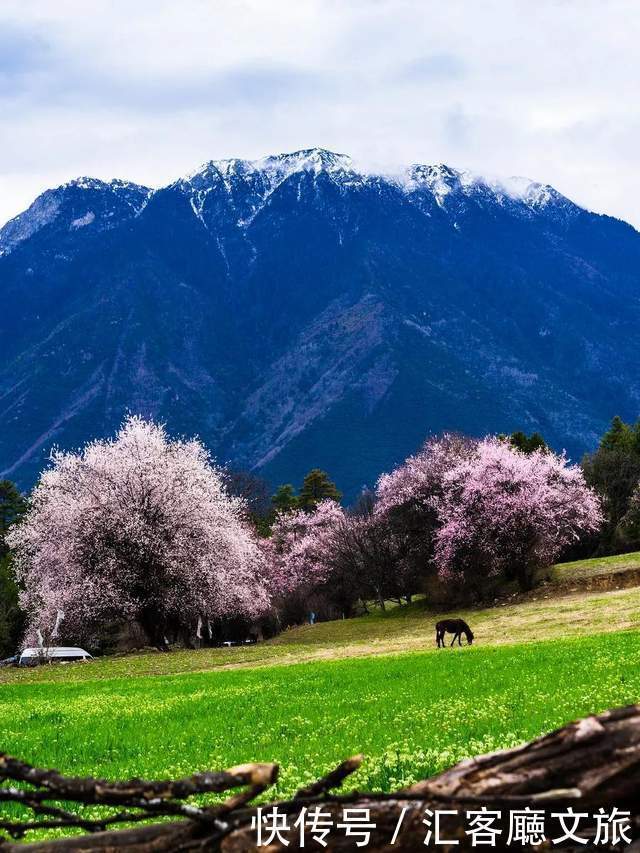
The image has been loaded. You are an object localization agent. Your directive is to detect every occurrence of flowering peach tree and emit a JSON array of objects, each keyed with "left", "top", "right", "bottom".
[
  {"left": 267, "top": 500, "right": 345, "bottom": 595},
  {"left": 434, "top": 437, "right": 603, "bottom": 591},
  {"left": 374, "top": 434, "right": 474, "bottom": 586},
  {"left": 266, "top": 498, "right": 419, "bottom": 614},
  {"left": 375, "top": 433, "right": 602, "bottom": 595},
  {"left": 8, "top": 416, "right": 267, "bottom": 647}
]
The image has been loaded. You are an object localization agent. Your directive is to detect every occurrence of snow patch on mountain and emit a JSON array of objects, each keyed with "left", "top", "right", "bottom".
[{"left": 70, "top": 211, "right": 95, "bottom": 229}]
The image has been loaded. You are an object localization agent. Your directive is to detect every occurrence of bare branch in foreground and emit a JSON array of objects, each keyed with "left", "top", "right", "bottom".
[{"left": 0, "top": 705, "right": 638, "bottom": 851}]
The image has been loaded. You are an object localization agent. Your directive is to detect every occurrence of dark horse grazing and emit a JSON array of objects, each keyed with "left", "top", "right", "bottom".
[{"left": 436, "top": 618, "right": 474, "bottom": 648}]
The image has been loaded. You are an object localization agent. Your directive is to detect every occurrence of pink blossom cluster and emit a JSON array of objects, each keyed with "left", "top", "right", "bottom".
[
  {"left": 375, "top": 433, "right": 474, "bottom": 518},
  {"left": 435, "top": 437, "right": 603, "bottom": 586},
  {"left": 8, "top": 416, "right": 267, "bottom": 645},
  {"left": 265, "top": 499, "right": 346, "bottom": 595},
  {"left": 376, "top": 434, "right": 602, "bottom": 589}
]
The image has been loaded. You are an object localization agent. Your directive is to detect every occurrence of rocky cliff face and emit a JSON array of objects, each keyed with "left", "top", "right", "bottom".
[{"left": 1, "top": 149, "right": 639, "bottom": 498}]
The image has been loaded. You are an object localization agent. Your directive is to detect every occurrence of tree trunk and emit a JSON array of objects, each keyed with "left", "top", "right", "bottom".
[{"left": 136, "top": 610, "right": 171, "bottom": 651}]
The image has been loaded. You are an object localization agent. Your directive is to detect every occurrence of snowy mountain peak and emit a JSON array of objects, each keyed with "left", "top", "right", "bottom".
[
  {"left": 395, "top": 161, "right": 572, "bottom": 214},
  {"left": 409, "top": 163, "right": 461, "bottom": 184},
  {"left": 178, "top": 149, "right": 356, "bottom": 226},
  {"left": 1, "top": 150, "right": 582, "bottom": 257},
  {"left": 0, "top": 177, "right": 151, "bottom": 255},
  {"left": 184, "top": 148, "right": 353, "bottom": 188},
  {"left": 180, "top": 150, "right": 574, "bottom": 220},
  {"left": 261, "top": 148, "right": 352, "bottom": 174},
  {"left": 496, "top": 176, "right": 566, "bottom": 209},
  {"left": 401, "top": 163, "right": 464, "bottom": 203},
  {"left": 184, "top": 158, "right": 250, "bottom": 185},
  {"left": 62, "top": 176, "right": 150, "bottom": 197}
]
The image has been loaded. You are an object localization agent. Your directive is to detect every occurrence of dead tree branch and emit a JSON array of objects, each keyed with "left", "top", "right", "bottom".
[{"left": 0, "top": 705, "right": 638, "bottom": 851}]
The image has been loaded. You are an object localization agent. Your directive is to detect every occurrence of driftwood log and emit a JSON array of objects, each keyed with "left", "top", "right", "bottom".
[{"left": 1, "top": 705, "right": 639, "bottom": 851}]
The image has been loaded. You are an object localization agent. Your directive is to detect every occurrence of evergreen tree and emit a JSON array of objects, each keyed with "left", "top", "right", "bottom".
[
  {"left": 600, "top": 415, "right": 640, "bottom": 453},
  {"left": 0, "top": 555, "right": 26, "bottom": 657},
  {"left": 509, "top": 431, "right": 548, "bottom": 454},
  {"left": 0, "top": 481, "right": 27, "bottom": 657},
  {"left": 298, "top": 469, "right": 341, "bottom": 512},
  {"left": 0, "top": 480, "right": 27, "bottom": 559},
  {"left": 582, "top": 416, "right": 640, "bottom": 553},
  {"left": 271, "top": 484, "right": 299, "bottom": 515},
  {"left": 615, "top": 485, "right": 640, "bottom": 551}
]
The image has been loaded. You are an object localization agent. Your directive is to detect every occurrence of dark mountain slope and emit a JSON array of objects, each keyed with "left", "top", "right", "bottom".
[{"left": 1, "top": 150, "right": 638, "bottom": 498}]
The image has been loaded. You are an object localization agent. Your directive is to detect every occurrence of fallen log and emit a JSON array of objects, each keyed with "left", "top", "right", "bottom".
[{"left": 0, "top": 705, "right": 639, "bottom": 851}]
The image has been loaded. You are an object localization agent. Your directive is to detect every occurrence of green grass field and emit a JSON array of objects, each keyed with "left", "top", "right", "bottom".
[
  {"left": 550, "top": 549, "right": 640, "bottom": 584},
  {"left": 3, "top": 577, "right": 640, "bottom": 685},
  {"left": 2, "top": 632, "right": 639, "bottom": 797},
  {"left": 1, "top": 552, "right": 640, "bottom": 837}
]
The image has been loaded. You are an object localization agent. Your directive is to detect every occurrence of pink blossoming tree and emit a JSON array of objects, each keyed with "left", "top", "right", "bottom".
[
  {"left": 267, "top": 499, "right": 345, "bottom": 596},
  {"left": 374, "top": 434, "right": 474, "bottom": 587},
  {"left": 375, "top": 434, "right": 474, "bottom": 518},
  {"left": 265, "top": 497, "right": 416, "bottom": 617},
  {"left": 8, "top": 416, "right": 267, "bottom": 648},
  {"left": 434, "top": 437, "right": 603, "bottom": 592}
]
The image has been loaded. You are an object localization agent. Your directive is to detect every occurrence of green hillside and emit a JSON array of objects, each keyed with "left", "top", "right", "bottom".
[
  {"left": 3, "top": 551, "right": 640, "bottom": 686},
  {"left": 1, "top": 552, "right": 640, "bottom": 840},
  {"left": 0, "top": 632, "right": 639, "bottom": 824}
]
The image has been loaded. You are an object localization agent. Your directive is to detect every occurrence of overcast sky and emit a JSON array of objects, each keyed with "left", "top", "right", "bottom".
[{"left": 1, "top": 0, "right": 639, "bottom": 227}]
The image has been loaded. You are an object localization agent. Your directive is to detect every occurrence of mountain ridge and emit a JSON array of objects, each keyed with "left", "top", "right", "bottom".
[
  {"left": 1, "top": 149, "right": 639, "bottom": 499},
  {"left": 1, "top": 148, "right": 594, "bottom": 255}
]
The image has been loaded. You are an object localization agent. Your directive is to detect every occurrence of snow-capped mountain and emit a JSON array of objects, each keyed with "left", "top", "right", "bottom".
[
  {"left": 0, "top": 178, "right": 150, "bottom": 256},
  {"left": 0, "top": 149, "right": 575, "bottom": 257},
  {"left": 1, "top": 149, "right": 639, "bottom": 497},
  {"left": 167, "top": 149, "right": 576, "bottom": 229}
]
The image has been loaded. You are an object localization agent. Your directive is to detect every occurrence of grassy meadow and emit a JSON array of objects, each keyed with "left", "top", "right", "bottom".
[
  {"left": 1, "top": 551, "right": 640, "bottom": 836},
  {"left": 3, "top": 557, "right": 640, "bottom": 685},
  {"left": 2, "top": 633, "right": 640, "bottom": 798}
]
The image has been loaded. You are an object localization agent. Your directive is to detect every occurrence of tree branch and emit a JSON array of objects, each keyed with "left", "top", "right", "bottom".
[{"left": 0, "top": 705, "right": 638, "bottom": 851}]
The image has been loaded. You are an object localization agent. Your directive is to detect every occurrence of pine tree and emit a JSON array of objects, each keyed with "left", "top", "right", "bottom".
[
  {"left": 600, "top": 415, "right": 633, "bottom": 451},
  {"left": 271, "top": 484, "right": 299, "bottom": 515},
  {"left": 0, "top": 480, "right": 27, "bottom": 559},
  {"left": 509, "top": 431, "right": 548, "bottom": 454},
  {"left": 298, "top": 469, "right": 341, "bottom": 512},
  {"left": 583, "top": 416, "right": 640, "bottom": 553}
]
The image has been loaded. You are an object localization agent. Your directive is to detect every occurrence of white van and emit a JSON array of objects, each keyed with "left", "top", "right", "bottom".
[{"left": 18, "top": 646, "right": 93, "bottom": 666}]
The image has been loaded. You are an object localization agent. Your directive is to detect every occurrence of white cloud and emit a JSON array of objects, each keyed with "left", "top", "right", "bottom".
[{"left": 1, "top": 0, "right": 639, "bottom": 227}]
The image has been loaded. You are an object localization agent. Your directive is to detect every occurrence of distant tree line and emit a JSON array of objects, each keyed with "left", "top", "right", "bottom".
[
  {"left": 223, "top": 468, "right": 342, "bottom": 536},
  {"left": 581, "top": 416, "right": 640, "bottom": 555},
  {"left": 0, "top": 415, "right": 639, "bottom": 653},
  {"left": 263, "top": 431, "right": 601, "bottom": 624}
]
